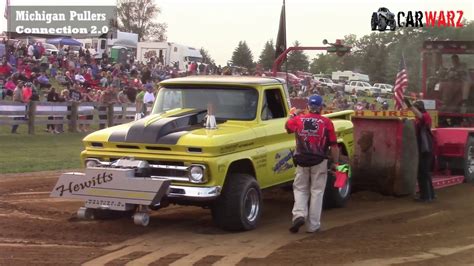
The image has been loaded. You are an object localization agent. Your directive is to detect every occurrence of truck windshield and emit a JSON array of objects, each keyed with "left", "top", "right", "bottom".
[{"left": 153, "top": 87, "right": 259, "bottom": 120}]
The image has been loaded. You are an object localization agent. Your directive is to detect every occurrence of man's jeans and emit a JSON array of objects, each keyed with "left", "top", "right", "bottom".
[{"left": 292, "top": 160, "right": 328, "bottom": 232}]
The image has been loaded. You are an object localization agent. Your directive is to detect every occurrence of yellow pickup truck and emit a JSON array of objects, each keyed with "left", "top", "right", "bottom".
[{"left": 67, "top": 76, "right": 354, "bottom": 231}]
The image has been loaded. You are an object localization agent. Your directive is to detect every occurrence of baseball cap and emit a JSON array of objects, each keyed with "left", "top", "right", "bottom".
[
  {"left": 145, "top": 83, "right": 153, "bottom": 90},
  {"left": 308, "top": 95, "right": 323, "bottom": 107}
]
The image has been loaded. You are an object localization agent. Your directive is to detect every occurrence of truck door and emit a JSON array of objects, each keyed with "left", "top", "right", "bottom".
[{"left": 260, "top": 88, "right": 295, "bottom": 187}]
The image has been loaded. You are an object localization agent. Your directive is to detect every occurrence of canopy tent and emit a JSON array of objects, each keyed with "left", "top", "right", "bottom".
[{"left": 46, "top": 37, "right": 82, "bottom": 46}]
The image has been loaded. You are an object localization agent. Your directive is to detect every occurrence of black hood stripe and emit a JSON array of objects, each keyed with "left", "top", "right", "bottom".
[{"left": 108, "top": 110, "right": 206, "bottom": 145}]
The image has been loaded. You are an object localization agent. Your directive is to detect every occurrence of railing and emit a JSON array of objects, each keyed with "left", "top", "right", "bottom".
[{"left": 0, "top": 101, "right": 153, "bottom": 134}]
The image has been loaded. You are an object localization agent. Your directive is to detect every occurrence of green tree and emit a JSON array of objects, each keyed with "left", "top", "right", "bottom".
[
  {"left": 200, "top": 48, "right": 215, "bottom": 65},
  {"left": 310, "top": 54, "right": 338, "bottom": 74},
  {"left": 286, "top": 41, "right": 310, "bottom": 72},
  {"left": 117, "top": 0, "right": 167, "bottom": 41},
  {"left": 230, "top": 41, "right": 254, "bottom": 70},
  {"left": 258, "top": 40, "right": 276, "bottom": 71}
]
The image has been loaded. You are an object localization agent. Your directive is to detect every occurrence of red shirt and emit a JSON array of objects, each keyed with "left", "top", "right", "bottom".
[
  {"left": 415, "top": 112, "right": 432, "bottom": 133},
  {"left": 22, "top": 87, "right": 32, "bottom": 103},
  {"left": 286, "top": 112, "right": 337, "bottom": 158},
  {"left": 0, "top": 64, "right": 10, "bottom": 76}
]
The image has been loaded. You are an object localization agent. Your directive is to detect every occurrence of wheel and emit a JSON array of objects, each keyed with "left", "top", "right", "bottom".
[
  {"left": 464, "top": 135, "right": 474, "bottom": 183},
  {"left": 77, "top": 207, "right": 94, "bottom": 219},
  {"left": 389, "top": 20, "right": 396, "bottom": 31},
  {"left": 378, "top": 17, "right": 387, "bottom": 31},
  {"left": 371, "top": 13, "right": 378, "bottom": 30},
  {"left": 211, "top": 173, "right": 262, "bottom": 231},
  {"left": 133, "top": 212, "right": 150, "bottom": 226},
  {"left": 324, "top": 166, "right": 352, "bottom": 208}
]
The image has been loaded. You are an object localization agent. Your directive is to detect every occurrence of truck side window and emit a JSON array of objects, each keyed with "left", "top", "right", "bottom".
[{"left": 262, "top": 89, "right": 286, "bottom": 120}]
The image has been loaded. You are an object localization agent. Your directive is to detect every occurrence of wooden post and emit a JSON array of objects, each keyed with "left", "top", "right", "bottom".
[
  {"left": 27, "top": 101, "right": 36, "bottom": 135},
  {"left": 69, "top": 102, "right": 78, "bottom": 133},
  {"left": 107, "top": 104, "right": 114, "bottom": 128}
]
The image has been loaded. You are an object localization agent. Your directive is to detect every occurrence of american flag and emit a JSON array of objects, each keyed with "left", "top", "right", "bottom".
[{"left": 394, "top": 55, "right": 408, "bottom": 110}]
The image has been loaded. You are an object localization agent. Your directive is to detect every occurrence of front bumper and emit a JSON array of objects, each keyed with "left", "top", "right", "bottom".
[{"left": 168, "top": 185, "right": 221, "bottom": 200}]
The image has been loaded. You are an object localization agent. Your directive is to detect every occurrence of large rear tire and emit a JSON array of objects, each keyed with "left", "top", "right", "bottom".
[
  {"left": 211, "top": 174, "right": 262, "bottom": 231},
  {"left": 378, "top": 17, "right": 387, "bottom": 31},
  {"left": 371, "top": 13, "right": 378, "bottom": 30},
  {"left": 464, "top": 134, "right": 474, "bottom": 183}
]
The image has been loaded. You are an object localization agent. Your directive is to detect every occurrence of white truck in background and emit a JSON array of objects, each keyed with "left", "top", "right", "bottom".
[
  {"left": 332, "top": 71, "right": 370, "bottom": 83},
  {"left": 136, "top": 42, "right": 203, "bottom": 72},
  {"left": 80, "top": 31, "right": 139, "bottom": 59}
]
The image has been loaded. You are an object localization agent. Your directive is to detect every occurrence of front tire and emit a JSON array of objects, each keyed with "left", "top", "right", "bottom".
[
  {"left": 211, "top": 173, "right": 262, "bottom": 231},
  {"left": 324, "top": 167, "right": 352, "bottom": 208},
  {"left": 464, "top": 135, "right": 474, "bottom": 183}
]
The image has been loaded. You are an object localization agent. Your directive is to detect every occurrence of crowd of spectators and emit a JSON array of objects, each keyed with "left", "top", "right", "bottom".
[
  {"left": 0, "top": 39, "right": 392, "bottom": 134},
  {"left": 0, "top": 39, "right": 195, "bottom": 133}
]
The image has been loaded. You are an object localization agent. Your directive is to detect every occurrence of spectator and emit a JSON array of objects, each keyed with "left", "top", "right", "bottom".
[
  {"left": 98, "top": 86, "right": 118, "bottom": 129},
  {"left": 37, "top": 72, "right": 51, "bottom": 89},
  {"left": 3, "top": 77, "right": 16, "bottom": 99},
  {"left": 0, "top": 57, "right": 12, "bottom": 78},
  {"left": 22, "top": 82, "right": 33, "bottom": 103},
  {"left": 117, "top": 88, "right": 131, "bottom": 104},
  {"left": 68, "top": 84, "right": 82, "bottom": 102},
  {"left": 27, "top": 43, "right": 34, "bottom": 57},
  {"left": 405, "top": 98, "right": 435, "bottom": 202},
  {"left": 46, "top": 87, "right": 60, "bottom": 133},
  {"left": 11, "top": 82, "right": 25, "bottom": 134},
  {"left": 75, "top": 71, "right": 86, "bottom": 84},
  {"left": 143, "top": 83, "right": 155, "bottom": 104}
]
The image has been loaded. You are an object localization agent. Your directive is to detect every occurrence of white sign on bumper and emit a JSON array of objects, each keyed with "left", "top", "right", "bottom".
[{"left": 50, "top": 168, "right": 171, "bottom": 211}]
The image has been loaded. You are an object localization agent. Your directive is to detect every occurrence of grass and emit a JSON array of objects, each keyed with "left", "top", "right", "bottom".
[{"left": 0, "top": 127, "right": 86, "bottom": 173}]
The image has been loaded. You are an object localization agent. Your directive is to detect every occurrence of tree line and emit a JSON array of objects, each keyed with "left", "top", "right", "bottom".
[
  {"left": 116, "top": 1, "right": 473, "bottom": 91},
  {"left": 229, "top": 20, "right": 474, "bottom": 91}
]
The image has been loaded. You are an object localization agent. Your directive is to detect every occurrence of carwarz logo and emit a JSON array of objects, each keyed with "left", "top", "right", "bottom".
[{"left": 371, "top": 7, "right": 464, "bottom": 32}]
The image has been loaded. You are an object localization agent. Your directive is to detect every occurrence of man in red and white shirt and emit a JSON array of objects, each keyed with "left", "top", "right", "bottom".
[{"left": 285, "top": 95, "right": 339, "bottom": 233}]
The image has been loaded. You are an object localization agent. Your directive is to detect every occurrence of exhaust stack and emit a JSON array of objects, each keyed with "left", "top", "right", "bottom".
[{"left": 205, "top": 103, "right": 217, "bottom": 129}]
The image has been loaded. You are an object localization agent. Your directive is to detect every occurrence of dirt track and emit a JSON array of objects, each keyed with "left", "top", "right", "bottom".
[{"left": 1, "top": 171, "right": 474, "bottom": 265}]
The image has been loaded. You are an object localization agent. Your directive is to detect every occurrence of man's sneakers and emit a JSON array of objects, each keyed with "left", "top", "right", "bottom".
[{"left": 289, "top": 217, "right": 305, "bottom": 233}]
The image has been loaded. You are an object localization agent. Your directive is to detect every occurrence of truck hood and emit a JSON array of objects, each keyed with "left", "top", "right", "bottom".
[{"left": 83, "top": 109, "right": 258, "bottom": 154}]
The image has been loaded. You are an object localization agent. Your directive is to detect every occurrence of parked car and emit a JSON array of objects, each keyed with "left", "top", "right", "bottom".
[
  {"left": 43, "top": 43, "right": 58, "bottom": 55},
  {"left": 266, "top": 72, "right": 302, "bottom": 87},
  {"left": 344, "top": 80, "right": 378, "bottom": 96},
  {"left": 316, "top": 78, "right": 344, "bottom": 91},
  {"left": 373, "top": 83, "right": 394, "bottom": 94}
]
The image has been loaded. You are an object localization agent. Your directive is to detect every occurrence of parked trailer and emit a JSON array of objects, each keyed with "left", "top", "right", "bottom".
[{"left": 136, "top": 42, "right": 203, "bottom": 72}]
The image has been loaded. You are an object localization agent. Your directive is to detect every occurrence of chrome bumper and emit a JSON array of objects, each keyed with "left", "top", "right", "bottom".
[{"left": 167, "top": 185, "right": 221, "bottom": 200}]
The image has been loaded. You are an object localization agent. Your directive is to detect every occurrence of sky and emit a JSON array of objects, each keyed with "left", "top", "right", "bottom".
[{"left": 1, "top": 0, "right": 473, "bottom": 65}]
